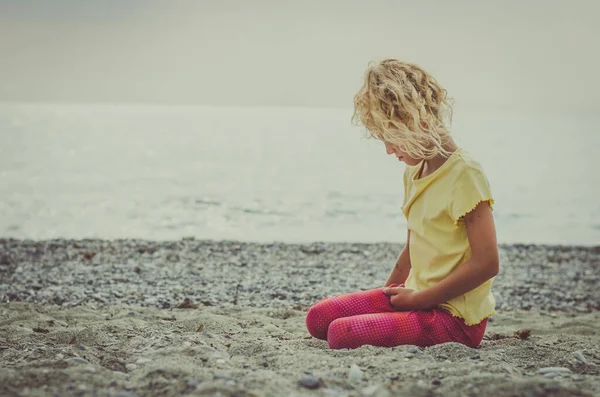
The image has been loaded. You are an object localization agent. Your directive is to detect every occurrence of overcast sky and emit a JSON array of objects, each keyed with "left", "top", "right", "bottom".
[{"left": 1, "top": 0, "right": 598, "bottom": 111}]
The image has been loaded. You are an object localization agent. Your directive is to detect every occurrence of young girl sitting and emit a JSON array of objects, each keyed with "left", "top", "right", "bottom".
[{"left": 306, "top": 59, "right": 499, "bottom": 350}]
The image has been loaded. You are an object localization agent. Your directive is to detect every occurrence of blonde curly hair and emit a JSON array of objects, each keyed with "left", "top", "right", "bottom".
[{"left": 352, "top": 59, "right": 454, "bottom": 160}]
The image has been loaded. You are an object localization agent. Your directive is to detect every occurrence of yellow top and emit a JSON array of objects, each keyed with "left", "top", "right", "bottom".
[{"left": 402, "top": 148, "right": 496, "bottom": 326}]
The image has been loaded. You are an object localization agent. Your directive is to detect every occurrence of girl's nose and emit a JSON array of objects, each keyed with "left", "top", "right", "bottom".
[{"left": 385, "top": 144, "right": 395, "bottom": 155}]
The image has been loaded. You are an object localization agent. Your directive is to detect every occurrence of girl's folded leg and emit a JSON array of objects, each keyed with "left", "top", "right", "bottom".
[
  {"left": 305, "top": 287, "right": 395, "bottom": 340},
  {"left": 327, "top": 307, "right": 488, "bottom": 349}
]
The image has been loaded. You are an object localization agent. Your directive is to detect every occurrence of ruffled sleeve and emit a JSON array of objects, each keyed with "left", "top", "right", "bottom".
[{"left": 448, "top": 166, "right": 494, "bottom": 227}]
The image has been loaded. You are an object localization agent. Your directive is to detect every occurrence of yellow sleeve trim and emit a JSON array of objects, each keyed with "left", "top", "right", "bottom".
[{"left": 454, "top": 198, "right": 495, "bottom": 228}]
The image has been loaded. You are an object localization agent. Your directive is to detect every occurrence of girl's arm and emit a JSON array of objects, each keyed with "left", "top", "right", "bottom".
[
  {"left": 383, "top": 230, "right": 412, "bottom": 287},
  {"left": 415, "top": 201, "right": 498, "bottom": 308},
  {"left": 384, "top": 202, "right": 499, "bottom": 309}
]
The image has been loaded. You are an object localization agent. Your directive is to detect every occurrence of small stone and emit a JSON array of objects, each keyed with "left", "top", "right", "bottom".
[
  {"left": 538, "top": 367, "right": 571, "bottom": 375},
  {"left": 432, "top": 379, "right": 441, "bottom": 386},
  {"left": 298, "top": 375, "right": 321, "bottom": 389},
  {"left": 77, "top": 384, "right": 87, "bottom": 391},
  {"left": 407, "top": 347, "right": 419, "bottom": 354},
  {"left": 125, "top": 363, "right": 138, "bottom": 371},
  {"left": 573, "top": 351, "right": 588, "bottom": 364},
  {"left": 572, "top": 375, "right": 585, "bottom": 381},
  {"left": 214, "top": 373, "right": 236, "bottom": 381},
  {"left": 348, "top": 364, "right": 364, "bottom": 382},
  {"left": 405, "top": 353, "right": 415, "bottom": 359},
  {"left": 216, "top": 359, "right": 226, "bottom": 364},
  {"left": 67, "top": 357, "right": 89, "bottom": 365},
  {"left": 438, "top": 354, "right": 448, "bottom": 360},
  {"left": 115, "top": 391, "right": 138, "bottom": 397},
  {"left": 470, "top": 354, "right": 481, "bottom": 360},
  {"left": 361, "top": 384, "right": 390, "bottom": 397},
  {"left": 544, "top": 382, "right": 560, "bottom": 392},
  {"left": 135, "top": 357, "right": 151, "bottom": 364}
]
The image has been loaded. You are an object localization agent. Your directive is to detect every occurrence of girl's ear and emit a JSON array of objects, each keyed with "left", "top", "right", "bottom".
[{"left": 420, "top": 121, "right": 429, "bottom": 129}]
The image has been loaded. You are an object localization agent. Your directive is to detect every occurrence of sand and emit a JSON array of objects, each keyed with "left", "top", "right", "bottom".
[
  {"left": 0, "top": 239, "right": 599, "bottom": 396},
  {"left": 1, "top": 303, "right": 599, "bottom": 397}
]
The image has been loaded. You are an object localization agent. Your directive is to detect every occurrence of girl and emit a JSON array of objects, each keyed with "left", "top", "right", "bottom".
[{"left": 306, "top": 59, "right": 499, "bottom": 350}]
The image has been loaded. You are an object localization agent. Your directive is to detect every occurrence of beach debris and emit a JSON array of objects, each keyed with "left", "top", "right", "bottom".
[
  {"left": 483, "top": 332, "right": 509, "bottom": 341},
  {"left": 82, "top": 251, "right": 97, "bottom": 261},
  {"left": 298, "top": 374, "right": 322, "bottom": 389},
  {"left": 573, "top": 350, "right": 589, "bottom": 364},
  {"left": 176, "top": 298, "right": 198, "bottom": 309},
  {"left": 196, "top": 324, "right": 205, "bottom": 332},
  {"left": 348, "top": 364, "right": 364, "bottom": 382},
  {"left": 33, "top": 327, "right": 49, "bottom": 334},
  {"left": 514, "top": 329, "right": 531, "bottom": 340}
]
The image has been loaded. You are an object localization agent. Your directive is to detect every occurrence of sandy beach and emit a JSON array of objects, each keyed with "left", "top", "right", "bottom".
[{"left": 1, "top": 239, "right": 599, "bottom": 397}]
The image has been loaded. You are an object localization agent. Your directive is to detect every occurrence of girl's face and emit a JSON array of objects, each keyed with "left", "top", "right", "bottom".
[{"left": 384, "top": 141, "right": 421, "bottom": 166}]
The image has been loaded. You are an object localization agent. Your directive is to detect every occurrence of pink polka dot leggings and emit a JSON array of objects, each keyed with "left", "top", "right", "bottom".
[{"left": 305, "top": 287, "right": 487, "bottom": 349}]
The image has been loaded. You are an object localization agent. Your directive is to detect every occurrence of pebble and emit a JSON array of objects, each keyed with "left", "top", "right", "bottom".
[
  {"left": 135, "top": 357, "right": 151, "bottom": 364},
  {"left": 125, "top": 364, "right": 138, "bottom": 371},
  {"left": 214, "top": 373, "right": 236, "bottom": 382},
  {"left": 348, "top": 364, "right": 364, "bottom": 382},
  {"left": 538, "top": 367, "right": 572, "bottom": 375},
  {"left": 544, "top": 382, "right": 560, "bottom": 392},
  {"left": 407, "top": 347, "right": 419, "bottom": 354},
  {"left": 0, "top": 240, "right": 597, "bottom": 314},
  {"left": 67, "top": 357, "right": 90, "bottom": 365},
  {"left": 115, "top": 391, "right": 138, "bottom": 397},
  {"left": 298, "top": 374, "right": 321, "bottom": 389},
  {"left": 405, "top": 353, "right": 415, "bottom": 359},
  {"left": 361, "top": 384, "right": 390, "bottom": 397},
  {"left": 573, "top": 351, "right": 589, "bottom": 364},
  {"left": 572, "top": 375, "right": 585, "bottom": 381}
]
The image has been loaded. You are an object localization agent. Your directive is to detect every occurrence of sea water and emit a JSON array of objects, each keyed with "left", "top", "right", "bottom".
[{"left": 1, "top": 103, "right": 598, "bottom": 245}]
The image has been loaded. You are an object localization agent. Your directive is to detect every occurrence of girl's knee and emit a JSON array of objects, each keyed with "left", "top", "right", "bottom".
[
  {"left": 305, "top": 300, "right": 331, "bottom": 340},
  {"left": 327, "top": 318, "right": 357, "bottom": 349}
]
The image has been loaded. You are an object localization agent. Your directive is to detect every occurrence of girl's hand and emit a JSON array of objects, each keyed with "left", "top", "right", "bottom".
[{"left": 382, "top": 285, "right": 427, "bottom": 311}]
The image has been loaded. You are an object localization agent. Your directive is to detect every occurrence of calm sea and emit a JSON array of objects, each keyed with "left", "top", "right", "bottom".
[{"left": 1, "top": 103, "right": 598, "bottom": 246}]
